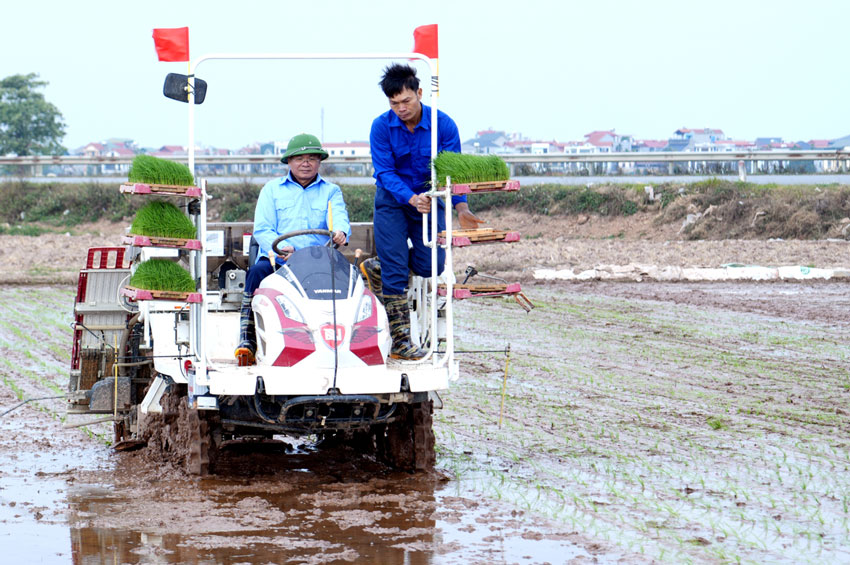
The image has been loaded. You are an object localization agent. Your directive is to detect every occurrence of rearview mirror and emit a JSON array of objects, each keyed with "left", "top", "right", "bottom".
[{"left": 163, "top": 73, "right": 207, "bottom": 104}]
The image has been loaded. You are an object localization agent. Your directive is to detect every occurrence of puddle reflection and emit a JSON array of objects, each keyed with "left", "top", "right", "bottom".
[{"left": 65, "top": 445, "right": 592, "bottom": 564}]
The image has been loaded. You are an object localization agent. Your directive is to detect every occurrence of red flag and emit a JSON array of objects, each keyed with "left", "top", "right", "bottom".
[
  {"left": 152, "top": 27, "right": 189, "bottom": 62},
  {"left": 412, "top": 24, "right": 438, "bottom": 59}
]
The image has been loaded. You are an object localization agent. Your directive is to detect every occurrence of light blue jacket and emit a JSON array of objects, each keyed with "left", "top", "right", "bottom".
[{"left": 252, "top": 172, "right": 350, "bottom": 265}]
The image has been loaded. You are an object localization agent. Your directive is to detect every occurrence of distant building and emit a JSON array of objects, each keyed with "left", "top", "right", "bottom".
[
  {"left": 237, "top": 143, "right": 261, "bottom": 155},
  {"left": 57, "top": 126, "right": 850, "bottom": 178},
  {"left": 767, "top": 142, "right": 796, "bottom": 150},
  {"left": 583, "top": 130, "right": 632, "bottom": 172},
  {"left": 560, "top": 141, "right": 598, "bottom": 173},
  {"left": 800, "top": 138, "right": 846, "bottom": 172},
  {"left": 81, "top": 142, "right": 106, "bottom": 158},
  {"left": 632, "top": 140, "right": 668, "bottom": 173},
  {"left": 502, "top": 139, "right": 534, "bottom": 153},
  {"left": 151, "top": 145, "right": 186, "bottom": 157},
  {"left": 810, "top": 139, "right": 832, "bottom": 149},
  {"left": 828, "top": 134, "right": 850, "bottom": 149},
  {"left": 462, "top": 130, "right": 510, "bottom": 154},
  {"left": 76, "top": 139, "right": 139, "bottom": 175},
  {"left": 102, "top": 145, "right": 135, "bottom": 174},
  {"left": 323, "top": 141, "right": 370, "bottom": 158},
  {"left": 754, "top": 137, "right": 783, "bottom": 149},
  {"left": 633, "top": 139, "right": 668, "bottom": 152},
  {"left": 196, "top": 146, "right": 233, "bottom": 175},
  {"left": 665, "top": 137, "right": 690, "bottom": 152},
  {"left": 713, "top": 140, "right": 755, "bottom": 152},
  {"left": 583, "top": 130, "right": 632, "bottom": 152},
  {"left": 225, "top": 143, "right": 260, "bottom": 175},
  {"left": 496, "top": 138, "right": 562, "bottom": 172},
  {"left": 562, "top": 140, "right": 598, "bottom": 154},
  {"left": 671, "top": 127, "right": 726, "bottom": 152}
]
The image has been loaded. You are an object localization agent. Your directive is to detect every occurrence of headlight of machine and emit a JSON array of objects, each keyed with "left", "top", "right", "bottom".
[
  {"left": 354, "top": 294, "right": 373, "bottom": 324},
  {"left": 274, "top": 295, "right": 306, "bottom": 324}
]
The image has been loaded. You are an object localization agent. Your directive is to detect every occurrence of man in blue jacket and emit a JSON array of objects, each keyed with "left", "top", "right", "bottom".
[
  {"left": 236, "top": 133, "right": 350, "bottom": 365},
  {"left": 366, "top": 63, "right": 482, "bottom": 360}
]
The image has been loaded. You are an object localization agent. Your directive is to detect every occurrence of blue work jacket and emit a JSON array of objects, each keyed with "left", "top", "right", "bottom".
[{"left": 370, "top": 103, "right": 467, "bottom": 207}]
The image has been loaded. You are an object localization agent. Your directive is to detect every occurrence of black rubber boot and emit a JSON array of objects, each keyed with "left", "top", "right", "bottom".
[
  {"left": 383, "top": 293, "right": 426, "bottom": 360},
  {"left": 359, "top": 256, "right": 384, "bottom": 304},
  {"left": 235, "top": 291, "right": 256, "bottom": 366}
]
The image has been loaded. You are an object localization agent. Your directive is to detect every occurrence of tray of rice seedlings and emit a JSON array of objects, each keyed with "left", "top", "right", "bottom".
[
  {"left": 121, "top": 155, "right": 201, "bottom": 197},
  {"left": 432, "top": 151, "right": 519, "bottom": 194},
  {"left": 123, "top": 258, "right": 201, "bottom": 302},
  {"left": 125, "top": 200, "right": 201, "bottom": 249}
]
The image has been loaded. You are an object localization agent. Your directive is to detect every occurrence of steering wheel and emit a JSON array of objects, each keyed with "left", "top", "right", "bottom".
[{"left": 271, "top": 229, "right": 334, "bottom": 255}]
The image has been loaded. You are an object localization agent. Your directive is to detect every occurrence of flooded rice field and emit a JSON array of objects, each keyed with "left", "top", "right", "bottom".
[{"left": 1, "top": 282, "right": 849, "bottom": 563}]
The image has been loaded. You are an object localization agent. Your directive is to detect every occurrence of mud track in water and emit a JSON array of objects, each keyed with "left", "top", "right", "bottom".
[{"left": 1, "top": 281, "right": 850, "bottom": 563}]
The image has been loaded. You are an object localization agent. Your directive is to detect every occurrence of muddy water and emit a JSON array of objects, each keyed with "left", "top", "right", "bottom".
[
  {"left": 0, "top": 285, "right": 623, "bottom": 564},
  {"left": 28, "top": 443, "right": 598, "bottom": 564},
  {"left": 65, "top": 467, "right": 591, "bottom": 564},
  {"left": 0, "top": 386, "right": 604, "bottom": 565}
]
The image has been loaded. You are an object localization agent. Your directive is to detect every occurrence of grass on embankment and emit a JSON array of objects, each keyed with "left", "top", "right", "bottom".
[{"left": 0, "top": 178, "right": 849, "bottom": 240}]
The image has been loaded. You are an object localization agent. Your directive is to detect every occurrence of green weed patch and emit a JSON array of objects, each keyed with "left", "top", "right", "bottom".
[
  {"left": 0, "top": 224, "right": 49, "bottom": 235},
  {"left": 471, "top": 183, "right": 643, "bottom": 216},
  {"left": 1, "top": 179, "right": 849, "bottom": 239},
  {"left": 0, "top": 181, "right": 138, "bottom": 226}
]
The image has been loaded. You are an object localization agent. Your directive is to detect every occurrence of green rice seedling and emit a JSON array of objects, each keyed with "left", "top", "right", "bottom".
[
  {"left": 707, "top": 415, "right": 726, "bottom": 430},
  {"left": 2, "top": 373, "right": 25, "bottom": 400},
  {"left": 433, "top": 151, "right": 510, "bottom": 185},
  {"left": 130, "top": 200, "right": 197, "bottom": 238},
  {"left": 128, "top": 154, "right": 194, "bottom": 186},
  {"left": 129, "top": 259, "right": 195, "bottom": 292}
]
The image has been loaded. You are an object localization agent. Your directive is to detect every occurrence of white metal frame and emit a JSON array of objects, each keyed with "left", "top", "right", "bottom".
[{"left": 183, "top": 52, "right": 455, "bottom": 389}]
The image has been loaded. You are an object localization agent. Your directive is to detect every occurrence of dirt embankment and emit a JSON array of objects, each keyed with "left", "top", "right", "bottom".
[{"left": 454, "top": 209, "right": 850, "bottom": 281}]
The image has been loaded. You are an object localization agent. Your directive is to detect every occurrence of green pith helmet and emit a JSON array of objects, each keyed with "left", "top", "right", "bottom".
[{"left": 280, "top": 133, "right": 329, "bottom": 163}]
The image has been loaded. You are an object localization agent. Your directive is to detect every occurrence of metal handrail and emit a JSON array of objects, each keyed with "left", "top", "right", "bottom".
[
  {"left": 183, "top": 51, "right": 446, "bottom": 378},
  {"left": 3, "top": 149, "right": 847, "bottom": 168}
]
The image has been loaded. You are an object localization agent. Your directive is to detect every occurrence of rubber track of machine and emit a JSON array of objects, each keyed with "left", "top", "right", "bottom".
[
  {"left": 186, "top": 409, "right": 211, "bottom": 476},
  {"left": 384, "top": 403, "right": 415, "bottom": 471},
  {"left": 412, "top": 400, "right": 436, "bottom": 472}
]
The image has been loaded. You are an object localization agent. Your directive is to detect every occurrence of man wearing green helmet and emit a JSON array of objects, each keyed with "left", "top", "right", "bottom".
[{"left": 235, "top": 133, "right": 350, "bottom": 365}]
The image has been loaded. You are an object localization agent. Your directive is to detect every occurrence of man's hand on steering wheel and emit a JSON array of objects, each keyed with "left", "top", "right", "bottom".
[
  {"left": 274, "top": 245, "right": 295, "bottom": 261},
  {"left": 271, "top": 228, "right": 346, "bottom": 257}
]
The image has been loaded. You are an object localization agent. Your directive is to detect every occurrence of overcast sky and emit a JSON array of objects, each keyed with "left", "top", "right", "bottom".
[{"left": 2, "top": 0, "right": 847, "bottom": 151}]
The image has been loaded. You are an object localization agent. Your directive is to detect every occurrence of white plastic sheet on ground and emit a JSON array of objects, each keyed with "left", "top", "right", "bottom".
[{"left": 534, "top": 263, "right": 850, "bottom": 282}]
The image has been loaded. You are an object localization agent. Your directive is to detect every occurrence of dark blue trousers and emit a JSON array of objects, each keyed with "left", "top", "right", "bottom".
[
  {"left": 374, "top": 187, "right": 445, "bottom": 295},
  {"left": 239, "top": 257, "right": 276, "bottom": 349},
  {"left": 245, "top": 257, "right": 275, "bottom": 296}
]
